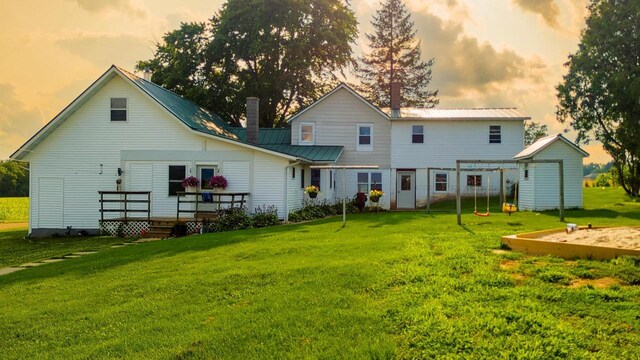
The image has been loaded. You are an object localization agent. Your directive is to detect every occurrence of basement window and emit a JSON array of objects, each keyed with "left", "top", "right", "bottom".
[{"left": 110, "top": 98, "right": 127, "bottom": 121}]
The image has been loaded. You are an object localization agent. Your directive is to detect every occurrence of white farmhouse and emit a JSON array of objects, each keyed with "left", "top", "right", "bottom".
[
  {"left": 514, "top": 134, "right": 589, "bottom": 211},
  {"left": 12, "top": 66, "right": 537, "bottom": 237}
]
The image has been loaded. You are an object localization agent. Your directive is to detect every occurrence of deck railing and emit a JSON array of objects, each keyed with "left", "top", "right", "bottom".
[
  {"left": 99, "top": 191, "right": 151, "bottom": 222},
  {"left": 176, "top": 192, "right": 250, "bottom": 221}
]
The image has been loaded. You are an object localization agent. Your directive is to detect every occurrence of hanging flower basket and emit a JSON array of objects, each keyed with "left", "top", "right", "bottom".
[
  {"left": 181, "top": 176, "right": 200, "bottom": 188},
  {"left": 209, "top": 175, "right": 228, "bottom": 190},
  {"left": 305, "top": 185, "right": 319, "bottom": 199},
  {"left": 369, "top": 189, "right": 384, "bottom": 203}
]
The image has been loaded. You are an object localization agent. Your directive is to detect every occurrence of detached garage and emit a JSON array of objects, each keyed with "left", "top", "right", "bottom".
[{"left": 514, "top": 134, "right": 589, "bottom": 211}]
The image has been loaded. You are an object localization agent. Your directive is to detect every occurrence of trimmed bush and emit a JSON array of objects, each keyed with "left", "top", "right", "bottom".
[{"left": 253, "top": 205, "right": 280, "bottom": 228}]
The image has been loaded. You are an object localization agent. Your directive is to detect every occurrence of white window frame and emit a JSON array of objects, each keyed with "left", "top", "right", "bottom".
[
  {"left": 412, "top": 125, "right": 424, "bottom": 144},
  {"left": 197, "top": 165, "right": 219, "bottom": 191},
  {"left": 356, "top": 124, "right": 373, "bottom": 152},
  {"left": 110, "top": 97, "right": 128, "bottom": 121},
  {"left": 489, "top": 125, "right": 501, "bottom": 144},
  {"left": 168, "top": 165, "right": 186, "bottom": 197},
  {"left": 434, "top": 173, "right": 448, "bottom": 192},
  {"left": 357, "top": 172, "right": 382, "bottom": 193},
  {"left": 299, "top": 122, "right": 315, "bottom": 145}
]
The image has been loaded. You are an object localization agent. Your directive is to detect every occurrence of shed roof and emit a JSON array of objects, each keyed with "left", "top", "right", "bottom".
[
  {"left": 384, "top": 107, "right": 530, "bottom": 120},
  {"left": 514, "top": 133, "right": 589, "bottom": 159}
]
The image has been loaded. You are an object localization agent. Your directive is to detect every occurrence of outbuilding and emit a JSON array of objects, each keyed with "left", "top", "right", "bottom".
[{"left": 514, "top": 134, "right": 589, "bottom": 211}]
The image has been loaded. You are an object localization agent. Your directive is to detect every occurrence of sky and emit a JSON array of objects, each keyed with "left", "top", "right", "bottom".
[{"left": 0, "top": 0, "right": 611, "bottom": 163}]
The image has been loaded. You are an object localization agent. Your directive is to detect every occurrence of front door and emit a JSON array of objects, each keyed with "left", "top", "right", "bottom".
[{"left": 396, "top": 171, "right": 416, "bottom": 209}]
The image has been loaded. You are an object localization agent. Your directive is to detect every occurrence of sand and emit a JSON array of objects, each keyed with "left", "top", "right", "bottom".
[{"left": 538, "top": 227, "right": 640, "bottom": 250}]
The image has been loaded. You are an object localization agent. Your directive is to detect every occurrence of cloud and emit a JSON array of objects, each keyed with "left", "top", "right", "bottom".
[
  {"left": 408, "top": 11, "right": 545, "bottom": 99},
  {"left": 56, "top": 32, "right": 154, "bottom": 69},
  {"left": 0, "top": 84, "right": 45, "bottom": 159},
  {"left": 512, "top": 0, "right": 560, "bottom": 28},
  {"left": 65, "top": 0, "right": 148, "bottom": 18}
]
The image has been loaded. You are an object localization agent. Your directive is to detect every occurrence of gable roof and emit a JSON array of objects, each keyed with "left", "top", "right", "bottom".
[
  {"left": 11, "top": 65, "right": 341, "bottom": 163},
  {"left": 286, "top": 83, "right": 389, "bottom": 123},
  {"left": 514, "top": 133, "right": 589, "bottom": 159},
  {"left": 384, "top": 107, "right": 530, "bottom": 121}
]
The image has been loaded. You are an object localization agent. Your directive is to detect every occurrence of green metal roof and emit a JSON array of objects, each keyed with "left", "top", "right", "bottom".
[
  {"left": 120, "top": 68, "right": 239, "bottom": 141},
  {"left": 121, "top": 68, "right": 341, "bottom": 162}
]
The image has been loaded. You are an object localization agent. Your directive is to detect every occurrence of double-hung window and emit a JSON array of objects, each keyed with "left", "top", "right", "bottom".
[
  {"left": 357, "top": 172, "right": 382, "bottom": 193},
  {"left": 311, "top": 169, "right": 321, "bottom": 189},
  {"left": 300, "top": 123, "right": 315, "bottom": 145},
  {"left": 435, "top": 173, "right": 448, "bottom": 192},
  {"left": 412, "top": 125, "right": 424, "bottom": 143},
  {"left": 357, "top": 124, "right": 373, "bottom": 151},
  {"left": 489, "top": 125, "right": 501, "bottom": 144},
  {"left": 168, "top": 165, "right": 186, "bottom": 196},
  {"left": 110, "top": 98, "right": 127, "bottom": 121}
]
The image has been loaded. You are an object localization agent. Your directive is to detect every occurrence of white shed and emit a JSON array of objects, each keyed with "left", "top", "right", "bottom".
[{"left": 514, "top": 134, "right": 589, "bottom": 211}]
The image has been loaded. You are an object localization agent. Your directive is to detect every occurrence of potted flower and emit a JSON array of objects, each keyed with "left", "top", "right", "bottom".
[
  {"left": 209, "top": 175, "right": 228, "bottom": 190},
  {"left": 369, "top": 189, "right": 384, "bottom": 203},
  {"left": 305, "top": 185, "right": 319, "bottom": 199},
  {"left": 181, "top": 176, "right": 200, "bottom": 193}
]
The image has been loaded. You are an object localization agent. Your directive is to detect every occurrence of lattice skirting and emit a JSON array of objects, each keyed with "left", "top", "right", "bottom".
[
  {"left": 100, "top": 220, "right": 208, "bottom": 237},
  {"left": 100, "top": 221, "right": 149, "bottom": 237}
]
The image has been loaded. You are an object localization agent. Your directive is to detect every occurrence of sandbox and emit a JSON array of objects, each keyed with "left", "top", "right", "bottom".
[{"left": 501, "top": 226, "right": 640, "bottom": 260}]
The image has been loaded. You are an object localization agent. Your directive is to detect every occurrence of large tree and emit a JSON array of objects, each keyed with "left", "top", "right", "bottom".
[
  {"left": 0, "top": 161, "right": 29, "bottom": 197},
  {"left": 356, "top": 0, "right": 438, "bottom": 108},
  {"left": 138, "top": 0, "right": 358, "bottom": 127},
  {"left": 556, "top": 0, "right": 640, "bottom": 197},
  {"left": 524, "top": 121, "right": 549, "bottom": 146}
]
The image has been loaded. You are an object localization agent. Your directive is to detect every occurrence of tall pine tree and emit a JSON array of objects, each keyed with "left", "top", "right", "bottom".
[{"left": 357, "top": 0, "right": 438, "bottom": 108}]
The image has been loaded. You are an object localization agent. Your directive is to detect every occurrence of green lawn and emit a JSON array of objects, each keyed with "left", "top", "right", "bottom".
[
  {"left": 0, "top": 188, "right": 639, "bottom": 358},
  {"left": 0, "top": 197, "right": 29, "bottom": 222}
]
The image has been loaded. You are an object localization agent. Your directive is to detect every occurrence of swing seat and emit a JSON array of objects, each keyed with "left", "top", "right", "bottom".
[
  {"left": 502, "top": 203, "right": 517, "bottom": 213},
  {"left": 473, "top": 210, "right": 491, "bottom": 217}
]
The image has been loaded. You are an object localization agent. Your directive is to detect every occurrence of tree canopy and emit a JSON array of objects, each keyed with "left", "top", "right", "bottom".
[
  {"left": 0, "top": 161, "right": 29, "bottom": 197},
  {"left": 524, "top": 121, "right": 549, "bottom": 146},
  {"left": 556, "top": 0, "right": 640, "bottom": 196},
  {"left": 138, "top": 0, "right": 358, "bottom": 128},
  {"left": 356, "top": 0, "right": 438, "bottom": 108}
]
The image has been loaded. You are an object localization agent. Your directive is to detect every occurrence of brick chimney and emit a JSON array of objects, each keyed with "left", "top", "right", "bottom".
[
  {"left": 391, "top": 82, "right": 401, "bottom": 111},
  {"left": 246, "top": 97, "right": 259, "bottom": 144}
]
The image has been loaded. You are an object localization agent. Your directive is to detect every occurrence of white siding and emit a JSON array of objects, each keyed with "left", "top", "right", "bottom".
[
  {"left": 531, "top": 141, "right": 584, "bottom": 210},
  {"left": 290, "top": 88, "right": 391, "bottom": 167},
  {"left": 517, "top": 163, "right": 534, "bottom": 210},
  {"left": 287, "top": 165, "right": 304, "bottom": 215},
  {"left": 252, "top": 152, "right": 288, "bottom": 218},
  {"left": 37, "top": 178, "right": 64, "bottom": 228},
  {"left": 222, "top": 161, "right": 250, "bottom": 193}
]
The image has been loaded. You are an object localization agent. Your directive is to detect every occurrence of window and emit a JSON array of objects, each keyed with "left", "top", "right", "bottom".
[
  {"left": 301, "top": 169, "right": 305, "bottom": 188},
  {"left": 524, "top": 164, "right": 529, "bottom": 180},
  {"left": 168, "top": 165, "right": 186, "bottom": 196},
  {"left": 435, "top": 173, "right": 448, "bottom": 192},
  {"left": 357, "top": 124, "right": 373, "bottom": 151},
  {"left": 292, "top": 167, "right": 296, "bottom": 179},
  {"left": 489, "top": 125, "right": 501, "bottom": 144},
  {"left": 198, "top": 166, "right": 217, "bottom": 190},
  {"left": 110, "top": 98, "right": 127, "bottom": 121},
  {"left": 412, "top": 125, "right": 424, "bottom": 143},
  {"left": 467, "top": 175, "right": 482, "bottom": 187},
  {"left": 357, "top": 172, "right": 382, "bottom": 193},
  {"left": 311, "top": 169, "right": 321, "bottom": 189},
  {"left": 300, "top": 123, "right": 315, "bottom": 145},
  {"left": 329, "top": 170, "right": 333, "bottom": 189}
]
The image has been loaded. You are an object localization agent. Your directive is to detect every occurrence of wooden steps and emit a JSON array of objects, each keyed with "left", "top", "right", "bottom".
[{"left": 146, "top": 219, "right": 176, "bottom": 239}]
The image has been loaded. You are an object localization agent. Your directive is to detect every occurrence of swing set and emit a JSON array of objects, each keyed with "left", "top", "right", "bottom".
[{"left": 455, "top": 159, "right": 566, "bottom": 225}]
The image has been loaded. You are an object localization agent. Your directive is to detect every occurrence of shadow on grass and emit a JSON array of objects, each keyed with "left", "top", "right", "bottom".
[{"left": 0, "top": 222, "right": 313, "bottom": 285}]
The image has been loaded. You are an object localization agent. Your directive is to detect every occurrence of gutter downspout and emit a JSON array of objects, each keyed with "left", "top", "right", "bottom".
[{"left": 284, "top": 160, "right": 302, "bottom": 222}]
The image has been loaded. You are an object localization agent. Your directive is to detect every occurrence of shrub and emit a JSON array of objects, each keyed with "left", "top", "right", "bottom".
[
  {"left": 210, "top": 207, "right": 253, "bottom": 232},
  {"left": 287, "top": 198, "right": 358, "bottom": 222},
  {"left": 253, "top": 205, "right": 280, "bottom": 228},
  {"left": 595, "top": 173, "right": 611, "bottom": 187}
]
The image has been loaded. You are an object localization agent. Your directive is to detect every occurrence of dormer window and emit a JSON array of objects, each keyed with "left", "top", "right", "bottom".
[
  {"left": 300, "top": 122, "right": 315, "bottom": 145},
  {"left": 111, "top": 98, "right": 127, "bottom": 121}
]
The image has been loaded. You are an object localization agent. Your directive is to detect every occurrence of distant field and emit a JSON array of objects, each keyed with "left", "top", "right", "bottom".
[{"left": 0, "top": 197, "right": 28, "bottom": 223}]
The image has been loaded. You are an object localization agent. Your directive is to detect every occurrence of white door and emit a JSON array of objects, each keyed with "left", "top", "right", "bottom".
[
  {"left": 38, "top": 177, "right": 64, "bottom": 228},
  {"left": 396, "top": 171, "right": 415, "bottom": 209}
]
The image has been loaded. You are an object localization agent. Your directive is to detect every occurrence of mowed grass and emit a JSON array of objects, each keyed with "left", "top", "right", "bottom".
[
  {"left": 0, "top": 188, "right": 639, "bottom": 358},
  {"left": 0, "top": 197, "right": 29, "bottom": 222}
]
